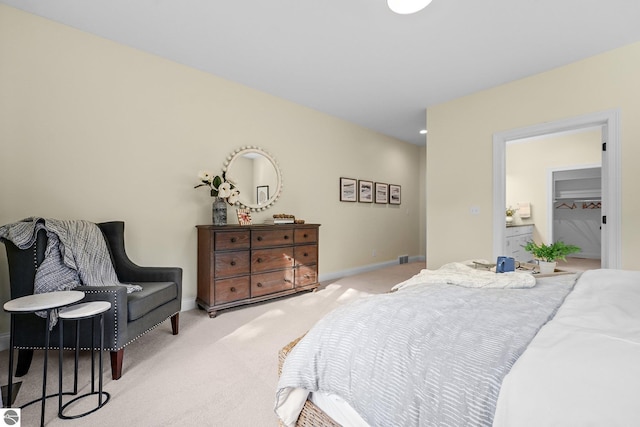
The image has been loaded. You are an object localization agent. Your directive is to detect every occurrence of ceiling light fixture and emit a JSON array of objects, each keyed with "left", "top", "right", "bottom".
[
  {"left": 388, "top": 0, "right": 433, "bottom": 15},
  {"left": 420, "top": 129, "right": 428, "bottom": 135}
]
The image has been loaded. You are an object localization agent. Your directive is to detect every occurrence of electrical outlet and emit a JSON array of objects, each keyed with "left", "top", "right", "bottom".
[
  {"left": 470, "top": 206, "right": 480, "bottom": 215},
  {"left": 372, "top": 249, "right": 377, "bottom": 257}
]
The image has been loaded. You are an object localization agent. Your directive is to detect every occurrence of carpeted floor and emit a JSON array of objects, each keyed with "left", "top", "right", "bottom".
[
  {"left": 0, "top": 262, "right": 425, "bottom": 426},
  {"left": 562, "top": 256, "right": 601, "bottom": 272}
]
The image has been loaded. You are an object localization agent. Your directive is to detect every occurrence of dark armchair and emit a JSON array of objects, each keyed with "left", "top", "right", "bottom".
[{"left": 2, "top": 221, "right": 182, "bottom": 380}]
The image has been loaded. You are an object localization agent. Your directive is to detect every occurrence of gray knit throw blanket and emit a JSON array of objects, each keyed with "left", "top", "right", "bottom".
[{"left": 0, "top": 217, "right": 141, "bottom": 327}]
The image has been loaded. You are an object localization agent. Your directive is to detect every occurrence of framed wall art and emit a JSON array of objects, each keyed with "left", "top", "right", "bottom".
[
  {"left": 358, "top": 180, "right": 373, "bottom": 203},
  {"left": 256, "top": 185, "right": 269, "bottom": 206},
  {"left": 389, "top": 184, "right": 401, "bottom": 205},
  {"left": 236, "top": 208, "right": 252, "bottom": 226},
  {"left": 375, "top": 182, "right": 388, "bottom": 204},
  {"left": 340, "top": 177, "right": 357, "bottom": 202}
]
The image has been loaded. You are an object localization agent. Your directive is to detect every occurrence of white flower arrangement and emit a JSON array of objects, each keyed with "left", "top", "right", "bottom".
[{"left": 195, "top": 171, "right": 240, "bottom": 205}]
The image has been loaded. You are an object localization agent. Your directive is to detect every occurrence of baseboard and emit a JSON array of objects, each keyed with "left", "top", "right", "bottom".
[
  {"left": 318, "top": 255, "right": 425, "bottom": 283},
  {"left": 182, "top": 297, "right": 197, "bottom": 312}
]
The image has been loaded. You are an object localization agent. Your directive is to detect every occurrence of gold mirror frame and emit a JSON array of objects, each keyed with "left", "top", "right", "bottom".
[{"left": 222, "top": 146, "right": 283, "bottom": 211}]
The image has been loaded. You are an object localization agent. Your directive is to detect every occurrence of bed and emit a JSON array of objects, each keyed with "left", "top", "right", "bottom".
[{"left": 275, "top": 264, "right": 640, "bottom": 427}]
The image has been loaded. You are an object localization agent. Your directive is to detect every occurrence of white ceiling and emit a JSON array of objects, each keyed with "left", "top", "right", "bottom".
[{"left": 3, "top": 0, "right": 640, "bottom": 146}]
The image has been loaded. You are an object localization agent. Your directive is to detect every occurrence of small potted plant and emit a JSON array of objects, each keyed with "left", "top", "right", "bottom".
[
  {"left": 505, "top": 206, "right": 516, "bottom": 224},
  {"left": 523, "top": 240, "right": 581, "bottom": 274}
]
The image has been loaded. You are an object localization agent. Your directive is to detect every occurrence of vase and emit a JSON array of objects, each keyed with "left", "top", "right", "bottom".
[
  {"left": 538, "top": 260, "right": 557, "bottom": 274},
  {"left": 212, "top": 197, "right": 227, "bottom": 226},
  {"left": 506, "top": 216, "right": 514, "bottom": 224}
]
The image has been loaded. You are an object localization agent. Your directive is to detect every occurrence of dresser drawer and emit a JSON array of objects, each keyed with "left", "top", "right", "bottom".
[
  {"left": 294, "top": 228, "right": 317, "bottom": 244},
  {"left": 294, "top": 245, "right": 318, "bottom": 266},
  {"left": 296, "top": 265, "right": 318, "bottom": 287},
  {"left": 252, "top": 228, "right": 294, "bottom": 248},
  {"left": 251, "top": 270, "right": 294, "bottom": 297},
  {"left": 214, "top": 251, "right": 250, "bottom": 278},
  {"left": 214, "top": 276, "right": 250, "bottom": 303},
  {"left": 505, "top": 225, "right": 534, "bottom": 238},
  {"left": 215, "top": 230, "right": 250, "bottom": 250},
  {"left": 252, "top": 247, "right": 294, "bottom": 272}
]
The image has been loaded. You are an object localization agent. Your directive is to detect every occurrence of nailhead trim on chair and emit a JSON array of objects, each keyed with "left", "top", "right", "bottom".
[
  {"left": 82, "top": 288, "right": 119, "bottom": 348},
  {"left": 117, "top": 312, "right": 179, "bottom": 349},
  {"left": 15, "top": 312, "right": 179, "bottom": 352}
]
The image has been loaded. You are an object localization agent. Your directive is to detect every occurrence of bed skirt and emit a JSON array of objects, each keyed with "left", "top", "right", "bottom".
[{"left": 278, "top": 335, "right": 341, "bottom": 427}]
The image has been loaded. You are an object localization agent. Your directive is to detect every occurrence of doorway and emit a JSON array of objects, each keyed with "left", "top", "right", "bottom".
[
  {"left": 551, "top": 165, "right": 602, "bottom": 269},
  {"left": 505, "top": 128, "right": 602, "bottom": 266},
  {"left": 493, "top": 109, "right": 621, "bottom": 269}
]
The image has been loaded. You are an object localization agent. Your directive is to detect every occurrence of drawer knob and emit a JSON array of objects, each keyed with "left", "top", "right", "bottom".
[
  {"left": 231, "top": 237, "right": 237, "bottom": 243},
  {"left": 304, "top": 252, "right": 309, "bottom": 257},
  {"left": 257, "top": 283, "right": 263, "bottom": 287},
  {"left": 230, "top": 261, "right": 236, "bottom": 266},
  {"left": 284, "top": 235, "right": 290, "bottom": 240},
  {"left": 257, "top": 258, "right": 263, "bottom": 263},
  {"left": 284, "top": 278, "right": 292, "bottom": 283},
  {"left": 257, "top": 236, "right": 263, "bottom": 241},
  {"left": 230, "top": 287, "right": 236, "bottom": 292},
  {"left": 303, "top": 233, "right": 308, "bottom": 238}
]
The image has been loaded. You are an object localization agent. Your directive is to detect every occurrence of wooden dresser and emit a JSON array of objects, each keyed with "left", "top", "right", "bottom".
[{"left": 196, "top": 224, "right": 320, "bottom": 317}]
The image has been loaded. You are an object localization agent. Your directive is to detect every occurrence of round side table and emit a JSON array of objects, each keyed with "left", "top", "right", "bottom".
[
  {"left": 57, "top": 301, "right": 111, "bottom": 419},
  {"left": 3, "top": 290, "right": 85, "bottom": 427}
]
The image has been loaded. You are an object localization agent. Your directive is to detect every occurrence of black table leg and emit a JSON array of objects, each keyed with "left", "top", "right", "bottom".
[
  {"left": 7, "top": 314, "right": 15, "bottom": 407},
  {"left": 40, "top": 309, "right": 51, "bottom": 427}
]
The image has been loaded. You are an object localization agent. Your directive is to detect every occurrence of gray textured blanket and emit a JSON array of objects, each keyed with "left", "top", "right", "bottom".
[
  {"left": 0, "top": 217, "right": 141, "bottom": 326},
  {"left": 276, "top": 274, "right": 576, "bottom": 427}
]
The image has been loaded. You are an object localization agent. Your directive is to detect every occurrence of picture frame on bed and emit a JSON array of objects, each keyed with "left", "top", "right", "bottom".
[
  {"left": 340, "top": 177, "right": 357, "bottom": 202},
  {"left": 389, "top": 184, "right": 401, "bottom": 205},
  {"left": 375, "top": 182, "right": 388, "bottom": 204},
  {"left": 358, "top": 180, "right": 373, "bottom": 203}
]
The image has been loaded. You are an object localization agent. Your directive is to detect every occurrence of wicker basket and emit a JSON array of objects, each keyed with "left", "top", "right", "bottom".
[{"left": 278, "top": 335, "right": 342, "bottom": 427}]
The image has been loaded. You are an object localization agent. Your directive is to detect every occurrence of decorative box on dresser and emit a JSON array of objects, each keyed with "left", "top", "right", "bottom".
[{"left": 196, "top": 224, "right": 320, "bottom": 318}]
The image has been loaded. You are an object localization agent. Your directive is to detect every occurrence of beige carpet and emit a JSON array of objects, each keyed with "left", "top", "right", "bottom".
[
  {"left": 562, "top": 256, "right": 601, "bottom": 272},
  {"left": 0, "top": 262, "right": 425, "bottom": 426}
]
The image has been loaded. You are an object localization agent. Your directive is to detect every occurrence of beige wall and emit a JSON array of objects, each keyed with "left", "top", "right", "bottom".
[
  {"left": 427, "top": 41, "right": 640, "bottom": 269},
  {"left": 506, "top": 129, "right": 602, "bottom": 242},
  {"left": 0, "top": 6, "right": 425, "bottom": 334}
]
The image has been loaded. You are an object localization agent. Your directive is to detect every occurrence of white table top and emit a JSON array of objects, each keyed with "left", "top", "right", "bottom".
[
  {"left": 59, "top": 301, "right": 111, "bottom": 319},
  {"left": 3, "top": 291, "right": 85, "bottom": 313}
]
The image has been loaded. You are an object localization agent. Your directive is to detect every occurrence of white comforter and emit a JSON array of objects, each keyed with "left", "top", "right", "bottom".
[
  {"left": 392, "top": 262, "right": 536, "bottom": 290},
  {"left": 493, "top": 268, "right": 640, "bottom": 426}
]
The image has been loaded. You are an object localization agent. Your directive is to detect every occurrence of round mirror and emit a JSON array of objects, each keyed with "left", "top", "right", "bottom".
[{"left": 222, "top": 146, "right": 282, "bottom": 211}]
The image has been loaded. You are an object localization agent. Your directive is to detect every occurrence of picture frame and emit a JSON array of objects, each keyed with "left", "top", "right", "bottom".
[
  {"left": 236, "top": 208, "right": 252, "bottom": 226},
  {"left": 256, "top": 185, "right": 269, "bottom": 206},
  {"left": 389, "top": 184, "right": 401, "bottom": 205},
  {"left": 340, "top": 177, "right": 357, "bottom": 202},
  {"left": 375, "top": 182, "right": 388, "bottom": 204},
  {"left": 358, "top": 180, "right": 373, "bottom": 203}
]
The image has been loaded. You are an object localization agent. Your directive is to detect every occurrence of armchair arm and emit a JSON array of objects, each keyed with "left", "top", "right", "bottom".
[
  {"left": 74, "top": 284, "right": 129, "bottom": 350},
  {"left": 114, "top": 264, "right": 182, "bottom": 287}
]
